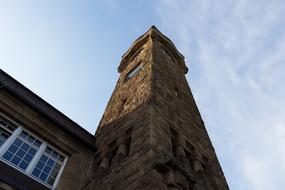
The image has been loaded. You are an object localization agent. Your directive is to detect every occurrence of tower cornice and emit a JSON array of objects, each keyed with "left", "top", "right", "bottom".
[{"left": 118, "top": 26, "right": 188, "bottom": 74}]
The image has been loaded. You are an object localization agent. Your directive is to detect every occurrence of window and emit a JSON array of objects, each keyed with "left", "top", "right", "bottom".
[
  {"left": 174, "top": 87, "right": 179, "bottom": 97},
  {"left": 32, "top": 146, "right": 66, "bottom": 186},
  {"left": 2, "top": 130, "right": 41, "bottom": 171},
  {"left": 0, "top": 116, "right": 17, "bottom": 147},
  {"left": 0, "top": 114, "right": 67, "bottom": 189},
  {"left": 126, "top": 63, "right": 141, "bottom": 80}
]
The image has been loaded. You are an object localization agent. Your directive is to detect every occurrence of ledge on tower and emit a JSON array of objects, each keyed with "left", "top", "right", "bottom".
[{"left": 118, "top": 25, "right": 188, "bottom": 74}]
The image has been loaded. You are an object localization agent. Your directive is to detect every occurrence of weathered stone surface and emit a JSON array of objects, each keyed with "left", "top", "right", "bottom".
[{"left": 84, "top": 26, "right": 229, "bottom": 190}]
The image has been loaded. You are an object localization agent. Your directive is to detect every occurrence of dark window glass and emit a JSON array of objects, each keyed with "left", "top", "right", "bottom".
[
  {"left": 8, "top": 145, "right": 18, "bottom": 153},
  {"left": 45, "top": 147, "right": 52, "bottom": 155},
  {"left": 28, "top": 147, "right": 37, "bottom": 155},
  {"left": 43, "top": 165, "right": 52, "bottom": 174},
  {"left": 19, "top": 131, "right": 28, "bottom": 139},
  {"left": 47, "top": 177, "right": 56, "bottom": 185},
  {"left": 23, "top": 154, "right": 33, "bottom": 162},
  {"left": 39, "top": 172, "right": 48, "bottom": 181},
  {"left": 58, "top": 155, "right": 64, "bottom": 163},
  {"left": 3, "top": 152, "right": 13, "bottom": 161},
  {"left": 36, "top": 161, "right": 45, "bottom": 170},
  {"left": 126, "top": 64, "right": 141, "bottom": 79},
  {"left": 47, "top": 159, "right": 55, "bottom": 167},
  {"left": 19, "top": 161, "right": 29, "bottom": 170},
  {"left": 51, "top": 151, "right": 59, "bottom": 159},
  {"left": 33, "top": 140, "right": 41, "bottom": 147},
  {"left": 32, "top": 168, "right": 41, "bottom": 177},
  {"left": 11, "top": 156, "right": 21, "bottom": 165},
  {"left": 32, "top": 147, "right": 65, "bottom": 186},
  {"left": 54, "top": 163, "right": 61, "bottom": 171},
  {"left": 27, "top": 136, "right": 35, "bottom": 143},
  {"left": 21, "top": 143, "right": 30, "bottom": 151},
  {"left": 16, "top": 149, "right": 25, "bottom": 157},
  {"left": 14, "top": 139, "right": 22, "bottom": 147},
  {"left": 0, "top": 126, "right": 12, "bottom": 147},
  {"left": 40, "top": 155, "right": 48, "bottom": 163}
]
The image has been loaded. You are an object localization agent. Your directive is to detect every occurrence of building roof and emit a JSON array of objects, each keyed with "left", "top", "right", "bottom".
[{"left": 0, "top": 69, "right": 96, "bottom": 150}]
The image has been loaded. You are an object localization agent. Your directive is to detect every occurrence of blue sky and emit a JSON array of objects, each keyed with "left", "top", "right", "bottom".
[{"left": 1, "top": 0, "right": 285, "bottom": 189}]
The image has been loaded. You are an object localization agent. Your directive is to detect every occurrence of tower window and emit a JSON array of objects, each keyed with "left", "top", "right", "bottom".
[
  {"left": 170, "top": 128, "right": 178, "bottom": 157},
  {"left": 126, "top": 63, "right": 141, "bottom": 80},
  {"left": 174, "top": 87, "right": 179, "bottom": 97}
]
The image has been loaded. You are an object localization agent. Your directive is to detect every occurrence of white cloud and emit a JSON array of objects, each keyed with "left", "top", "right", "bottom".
[{"left": 156, "top": 0, "right": 285, "bottom": 189}]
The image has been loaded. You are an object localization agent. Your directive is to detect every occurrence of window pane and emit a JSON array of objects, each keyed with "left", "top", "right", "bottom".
[
  {"left": 8, "top": 145, "right": 18, "bottom": 153},
  {"left": 11, "top": 156, "right": 21, "bottom": 165},
  {"left": 19, "top": 131, "right": 28, "bottom": 139},
  {"left": 2, "top": 132, "right": 41, "bottom": 171},
  {"left": 0, "top": 120, "right": 6, "bottom": 127},
  {"left": 0, "top": 116, "right": 17, "bottom": 134},
  {"left": 45, "top": 147, "right": 52, "bottom": 155},
  {"left": 58, "top": 155, "right": 64, "bottom": 163},
  {"left": 40, "top": 155, "right": 48, "bottom": 163},
  {"left": 28, "top": 147, "right": 37, "bottom": 156},
  {"left": 33, "top": 140, "right": 41, "bottom": 147},
  {"left": 27, "top": 135, "right": 35, "bottom": 143},
  {"left": 32, "top": 147, "right": 66, "bottom": 186},
  {"left": 54, "top": 163, "right": 61, "bottom": 171},
  {"left": 43, "top": 165, "right": 52, "bottom": 174},
  {"left": 13, "top": 139, "right": 22, "bottom": 147},
  {"left": 36, "top": 161, "right": 45, "bottom": 170},
  {"left": 23, "top": 154, "right": 33, "bottom": 162},
  {"left": 39, "top": 172, "right": 48, "bottom": 181},
  {"left": 0, "top": 126, "right": 12, "bottom": 147},
  {"left": 50, "top": 169, "right": 59, "bottom": 178},
  {"left": 51, "top": 151, "right": 59, "bottom": 159},
  {"left": 20, "top": 143, "right": 30, "bottom": 151},
  {"left": 19, "top": 161, "right": 29, "bottom": 170},
  {"left": 16, "top": 149, "right": 25, "bottom": 157},
  {"left": 1, "top": 131, "right": 10, "bottom": 138},
  {"left": 47, "top": 176, "right": 56, "bottom": 186},
  {"left": 3, "top": 152, "right": 13, "bottom": 161},
  {"left": 47, "top": 159, "right": 55, "bottom": 167},
  {"left": 0, "top": 115, "right": 17, "bottom": 151},
  {"left": 32, "top": 168, "right": 41, "bottom": 177}
]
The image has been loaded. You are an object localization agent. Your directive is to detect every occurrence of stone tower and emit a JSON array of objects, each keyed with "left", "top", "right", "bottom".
[{"left": 82, "top": 26, "right": 229, "bottom": 190}]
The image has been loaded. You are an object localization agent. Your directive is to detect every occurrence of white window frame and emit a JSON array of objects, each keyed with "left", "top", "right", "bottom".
[{"left": 0, "top": 113, "right": 68, "bottom": 189}]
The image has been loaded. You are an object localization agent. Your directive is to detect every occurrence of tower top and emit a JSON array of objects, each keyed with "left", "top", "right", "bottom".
[{"left": 118, "top": 25, "right": 188, "bottom": 74}]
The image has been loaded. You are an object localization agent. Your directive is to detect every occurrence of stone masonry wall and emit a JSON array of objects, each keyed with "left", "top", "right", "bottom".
[
  {"left": 99, "top": 38, "right": 153, "bottom": 127},
  {"left": 84, "top": 26, "right": 229, "bottom": 190},
  {"left": 0, "top": 89, "right": 95, "bottom": 190}
]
